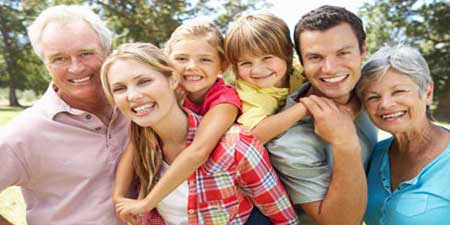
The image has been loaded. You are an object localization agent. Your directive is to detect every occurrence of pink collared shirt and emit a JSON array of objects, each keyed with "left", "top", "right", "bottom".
[{"left": 0, "top": 84, "right": 130, "bottom": 225}]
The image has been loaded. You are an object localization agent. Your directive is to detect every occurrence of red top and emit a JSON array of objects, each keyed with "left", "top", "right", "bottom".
[{"left": 183, "top": 78, "right": 242, "bottom": 115}]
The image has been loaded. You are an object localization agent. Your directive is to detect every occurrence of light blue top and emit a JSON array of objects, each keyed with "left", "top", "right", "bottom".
[
  {"left": 364, "top": 136, "right": 450, "bottom": 225},
  {"left": 266, "top": 82, "right": 378, "bottom": 225}
]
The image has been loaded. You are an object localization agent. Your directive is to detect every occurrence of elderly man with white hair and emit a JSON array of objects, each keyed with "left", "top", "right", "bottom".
[{"left": 0, "top": 5, "right": 129, "bottom": 225}]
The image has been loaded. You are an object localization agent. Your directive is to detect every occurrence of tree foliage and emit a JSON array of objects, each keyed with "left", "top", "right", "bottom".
[
  {"left": 359, "top": 0, "right": 450, "bottom": 121},
  {"left": 0, "top": 0, "right": 49, "bottom": 106},
  {"left": 0, "top": 0, "right": 266, "bottom": 106}
]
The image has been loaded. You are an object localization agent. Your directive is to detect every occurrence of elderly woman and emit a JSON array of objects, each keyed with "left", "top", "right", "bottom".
[{"left": 356, "top": 45, "right": 450, "bottom": 225}]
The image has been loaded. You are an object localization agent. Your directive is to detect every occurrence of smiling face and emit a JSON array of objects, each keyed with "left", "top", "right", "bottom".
[
  {"left": 107, "top": 59, "right": 178, "bottom": 127},
  {"left": 41, "top": 21, "right": 106, "bottom": 105},
  {"left": 236, "top": 53, "right": 288, "bottom": 88},
  {"left": 362, "top": 69, "right": 433, "bottom": 134},
  {"left": 299, "top": 23, "right": 366, "bottom": 104},
  {"left": 168, "top": 38, "right": 225, "bottom": 103}
]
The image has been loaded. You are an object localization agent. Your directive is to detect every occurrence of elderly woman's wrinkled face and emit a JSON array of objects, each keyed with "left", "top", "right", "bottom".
[{"left": 362, "top": 69, "right": 433, "bottom": 134}]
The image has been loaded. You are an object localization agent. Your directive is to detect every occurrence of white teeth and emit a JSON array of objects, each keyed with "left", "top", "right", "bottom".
[
  {"left": 322, "top": 74, "right": 348, "bottom": 83},
  {"left": 381, "top": 111, "right": 406, "bottom": 119},
  {"left": 253, "top": 73, "right": 273, "bottom": 79},
  {"left": 72, "top": 76, "right": 92, "bottom": 83},
  {"left": 133, "top": 103, "right": 155, "bottom": 113},
  {"left": 184, "top": 75, "right": 202, "bottom": 81}
]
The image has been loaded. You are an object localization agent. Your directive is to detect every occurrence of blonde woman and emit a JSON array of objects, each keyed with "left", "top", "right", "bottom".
[{"left": 101, "top": 43, "right": 298, "bottom": 225}]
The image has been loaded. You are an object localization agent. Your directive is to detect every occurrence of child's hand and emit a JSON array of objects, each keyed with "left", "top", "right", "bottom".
[
  {"left": 300, "top": 95, "right": 359, "bottom": 149},
  {"left": 340, "top": 93, "right": 361, "bottom": 120},
  {"left": 115, "top": 197, "right": 148, "bottom": 224}
]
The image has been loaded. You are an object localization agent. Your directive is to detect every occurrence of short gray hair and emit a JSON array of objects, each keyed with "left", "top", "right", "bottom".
[
  {"left": 357, "top": 45, "right": 432, "bottom": 98},
  {"left": 357, "top": 44, "right": 434, "bottom": 119},
  {"left": 28, "top": 5, "right": 112, "bottom": 61}
]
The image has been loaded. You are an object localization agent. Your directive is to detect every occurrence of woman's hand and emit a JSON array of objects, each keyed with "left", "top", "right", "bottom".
[{"left": 114, "top": 197, "right": 142, "bottom": 225}]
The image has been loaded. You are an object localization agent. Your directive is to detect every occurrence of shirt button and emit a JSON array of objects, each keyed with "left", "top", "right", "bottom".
[
  {"left": 188, "top": 209, "right": 195, "bottom": 214},
  {"left": 85, "top": 114, "right": 92, "bottom": 120},
  {"left": 108, "top": 134, "right": 112, "bottom": 139}
]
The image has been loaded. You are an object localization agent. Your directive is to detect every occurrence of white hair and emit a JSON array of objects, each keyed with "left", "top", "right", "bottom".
[
  {"left": 27, "top": 5, "right": 112, "bottom": 61},
  {"left": 358, "top": 44, "right": 432, "bottom": 98}
]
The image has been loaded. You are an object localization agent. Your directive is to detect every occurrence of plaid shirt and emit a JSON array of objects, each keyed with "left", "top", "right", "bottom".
[{"left": 143, "top": 110, "right": 298, "bottom": 225}]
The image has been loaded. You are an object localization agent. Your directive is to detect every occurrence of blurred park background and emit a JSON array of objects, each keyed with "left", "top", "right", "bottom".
[{"left": 0, "top": 0, "right": 448, "bottom": 224}]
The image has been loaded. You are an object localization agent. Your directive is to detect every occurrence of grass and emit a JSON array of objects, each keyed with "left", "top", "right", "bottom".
[
  {"left": 0, "top": 107, "right": 24, "bottom": 126},
  {"left": 0, "top": 105, "right": 448, "bottom": 225}
]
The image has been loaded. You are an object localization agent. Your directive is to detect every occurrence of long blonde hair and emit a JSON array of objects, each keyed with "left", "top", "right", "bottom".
[{"left": 101, "top": 42, "right": 181, "bottom": 198}]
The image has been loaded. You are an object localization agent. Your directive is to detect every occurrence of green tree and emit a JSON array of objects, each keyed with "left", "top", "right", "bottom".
[
  {"left": 0, "top": 0, "right": 48, "bottom": 107},
  {"left": 0, "top": 0, "right": 266, "bottom": 106},
  {"left": 95, "top": 0, "right": 191, "bottom": 47},
  {"left": 359, "top": 0, "right": 450, "bottom": 121},
  {"left": 93, "top": 0, "right": 269, "bottom": 46}
]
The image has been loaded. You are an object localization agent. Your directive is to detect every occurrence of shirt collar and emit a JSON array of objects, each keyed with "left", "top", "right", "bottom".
[
  {"left": 40, "top": 83, "right": 121, "bottom": 121},
  {"left": 237, "top": 79, "right": 289, "bottom": 96},
  {"left": 284, "top": 82, "right": 313, "bottom": 124},
  {"left": 39, "top": 83, "right": 84, "bottom": 119}
]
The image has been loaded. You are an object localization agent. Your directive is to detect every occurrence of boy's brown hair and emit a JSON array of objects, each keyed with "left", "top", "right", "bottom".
[{"left": 224, "top": 13, "right": 293, "bottom": 74}]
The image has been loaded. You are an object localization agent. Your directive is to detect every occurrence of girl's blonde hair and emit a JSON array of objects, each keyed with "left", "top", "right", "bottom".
[
  {"left": 224, "top": 13, "right": 294, "bottom": 74},
  {"left": 101, "top": 42, "right": 180, "bottom": 198},
  {"left": 165, "top": 21, "right": 226, "bottom": 62}
]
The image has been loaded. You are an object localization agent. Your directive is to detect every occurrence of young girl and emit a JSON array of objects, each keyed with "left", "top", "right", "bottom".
[
  {"left": 224, "top": 13, "right": 307, "bottom": 144},
  {"left": 101, "top": 42, "right": 298, "bottom": 224},
  {"left": 111, "top": 22, "right": 245, "bottom": 221}
]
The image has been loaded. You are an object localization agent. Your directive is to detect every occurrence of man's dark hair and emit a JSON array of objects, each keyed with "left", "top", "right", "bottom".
[{"left": 293, "top": 5, "right": 366, "bottom": 64}]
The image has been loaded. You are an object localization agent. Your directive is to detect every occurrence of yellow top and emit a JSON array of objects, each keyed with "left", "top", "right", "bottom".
[{"left": 237, "top": 65, "right": 305, "bottom": 129}]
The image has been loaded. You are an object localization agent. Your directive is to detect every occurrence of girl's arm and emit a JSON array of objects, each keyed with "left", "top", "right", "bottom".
[
  {"left": 112, "top": 142, "right": 137, "bottom": 224},
  {"left": 119, "top": 103, "right": 239, "bottom": 214},
  {"left": 0, "top": 215, "right": 13, "bottom": 225},
  {"left": 113, "top": 142, "right": 135, "bottom": 204},
  {"left": 252, "top": 101, "right": 307, "bottom": 144}
]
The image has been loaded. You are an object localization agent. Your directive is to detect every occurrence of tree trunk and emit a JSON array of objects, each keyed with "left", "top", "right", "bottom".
[
  {"left": 8, "top": 82, "right": 20, "bottom": 107},
  {"left": 3, "top": 44, "right": 21, "bottom": 107},
  {"left": 0, "top": 6, "right": 21, "bottom": 107},
  {"left": 434, "top": 81, "right": 450, "bottom": 122}
]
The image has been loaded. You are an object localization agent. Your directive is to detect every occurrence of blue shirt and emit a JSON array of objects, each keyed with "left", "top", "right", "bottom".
[{"left": 364, "top": 137, "right": 450, "bottom": 225}]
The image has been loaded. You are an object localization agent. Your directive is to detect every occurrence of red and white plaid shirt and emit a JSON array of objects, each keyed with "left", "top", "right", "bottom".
[{"left": 142, "top": 110, "right": 298, "bottom": 225}]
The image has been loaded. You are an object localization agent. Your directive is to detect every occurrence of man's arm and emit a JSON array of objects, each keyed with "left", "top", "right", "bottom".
[
  {"left": 0, "top": 141, "right": 29, "bottom": 225},
  {"left": 299, "top": 95, "right": 367, "bottom": 225},
  {"left": 0, "top": 215, "right": 13, "bottom": 225}
]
